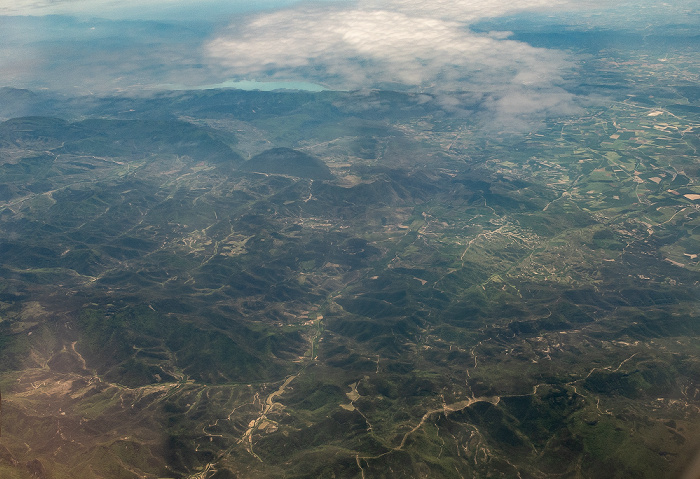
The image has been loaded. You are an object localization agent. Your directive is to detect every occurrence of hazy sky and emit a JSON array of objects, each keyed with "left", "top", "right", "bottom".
[{"left": 1, "top": 0, "right": 697, "bottom": 127}]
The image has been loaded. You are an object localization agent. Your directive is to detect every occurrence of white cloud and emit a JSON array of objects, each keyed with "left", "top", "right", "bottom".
[
  {"left": 207, "top": 7, "right": 571, "bottom": 89},
  {"left": 361, "top": 0, "right": 574, "bottom": 22},
  {"left": 205, "top": 1, "right": 581, "bottom": 127},
  {"left": 485, "top": 88, "right": 582, "bottom": 131}
]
